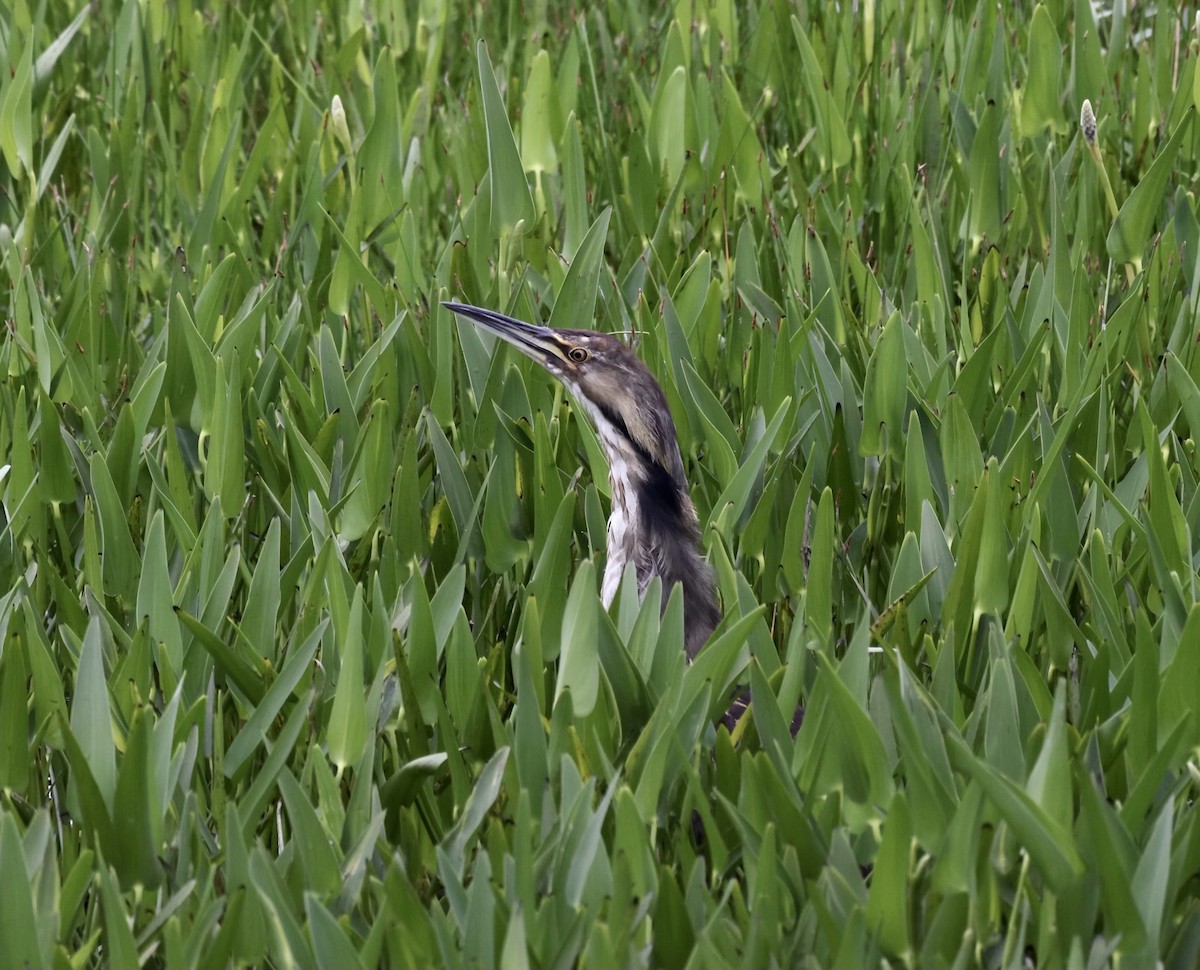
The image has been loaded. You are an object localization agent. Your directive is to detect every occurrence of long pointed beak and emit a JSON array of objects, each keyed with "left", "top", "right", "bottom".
[{"left": 443, "top": 301, "right": 567, "bottom": 370}]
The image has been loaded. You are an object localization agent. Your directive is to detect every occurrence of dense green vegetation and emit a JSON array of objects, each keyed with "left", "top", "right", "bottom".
[{"left": 3, "top": 0, "right": 1200, "bottom": 966}]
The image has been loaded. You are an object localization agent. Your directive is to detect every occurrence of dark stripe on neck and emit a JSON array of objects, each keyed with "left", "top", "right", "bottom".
[
  {"left": 595, "top": 400, "right": 655, "bottom": 470},
  {"left": 593, "top": 401, "right": 683, "bottom": 521}
]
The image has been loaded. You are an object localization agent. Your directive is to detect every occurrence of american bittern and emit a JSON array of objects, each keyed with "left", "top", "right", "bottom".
[{"left": 445, "top": 301, "right": 721, "bottom": 658}]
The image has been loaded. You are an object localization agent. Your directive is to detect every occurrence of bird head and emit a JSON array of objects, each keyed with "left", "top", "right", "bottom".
[{"left": 444, "top": 301, "right": 685, "bottom": 487}]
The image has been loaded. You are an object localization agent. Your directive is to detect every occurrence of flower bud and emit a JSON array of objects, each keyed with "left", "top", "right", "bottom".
[
  {"left": 331, "top": 95, "right": 352, "bottom": 153},
  {"left": 1080, "top": 99, "right": 1097, "bottom": 143}
]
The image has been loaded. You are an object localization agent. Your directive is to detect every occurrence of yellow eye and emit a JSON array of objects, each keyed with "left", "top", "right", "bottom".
[{"left": 568, "top": 347, "right": 589, "bottom": 363}]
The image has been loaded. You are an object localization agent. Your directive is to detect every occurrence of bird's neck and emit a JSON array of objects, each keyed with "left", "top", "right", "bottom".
[
  {"left": 597, "top": 441, "right": 717, "bottom": 650},
  {"left": 574, "top": 393, "right": 720, "bottom": 656},
  {"left": 598, "top": 442, "right": 641, "bottom": 607},
  {"left": 597, "top": 468, "right": 701, "bottom": 597}
]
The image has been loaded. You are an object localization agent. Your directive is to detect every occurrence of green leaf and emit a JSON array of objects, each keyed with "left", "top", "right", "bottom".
[
  {"left": 306, "top": 894, "right": 367, "bottom": 970},
  {"left": 88, "top": 452, "right": 140, "bottom": 598},
  {"left": 860, "top": 311, "right": 908, "bottom": 458},
  {"left": 97, "top": 858, "right": 140, "bottom": 970},
  {"left": 223, "top": 620, "right": 325, "bottom": 779},
  {"left": 706, "top": 397, "right": 791, "bottom": 531},
  {"left": 649, "top": 66, "right": 688, "bottom": 186},
  {"left": 177, "top": 607, "right": 268, "bottom": 704},
  {"left": 972, "top": 460, "right": 1010, "bottom": 617},
  {"left": 70, "top": 616, "right": 117, "bottom": 811},
  {"left": 1131, "top": 799, "right": 1174, "bottom": 953},
  {"left": 112, "top": 706, "right": 163, "bottom": 888},
  {"left": 279, "top": 772, "right": 341, "bottom": 896},
  {"left": 983, "top": 648, "right": 1025, "bottom": 781},
  {"left": 205, "top": 353, "right": 246, "bottom": 517},
  {"left": 498, "top": 902, "right": 530, "bottom": 970},
  {"left": 1020, "top": 5, "right": 1064, "bottom": 135},
  {"left": 1025, "top": 683, "right": 1072, "bottom": 832},
  {"left": 651, "top": 865, "right": 694, "bottom": 969},
  {"left": 884, "top": 665, "right": 956, "bottom": 848},
  {"left": 945, "top": 730, "right": 1085, "bottom": 892},
  {"left": 0, "top": 814, "right": 45, "bottom": 970},
  {"left": 0, "top": 35, "right": 32, "bottom": 178},
  {"left": 34, "top": 5, "right": 91, "bottom": 90},
  {"left": 240, "top": 517, "right": 281, "bottom": 659},
  {"left": 805, "top": 487, "right": 835, "bottom": 645},
  {"left": 0, "top": 634, "right": 29, "bottom": 791},
  {"left": 795, "top": 651, "right": 894, "bottom": 808},
  {"left": 442, "top": 746, "right": 509, "bottom": 880},
  {"left": 866, "top": 791, "right": 913, "bottom": 959},
  {"left": 967, "top": 100, "right": 1004, "bottom": 246},
  {"left": 399, "top": 569, "right": 440, "bottom": 725},
  {"left": 381, "top": 753, "right": 450, "bottom": 812},
  {"left": 250, "top": 849, "right": 317, "bottom": 970},
  {"left": 36, "top": 391, "right": 75, "bottom": 503},
  {"left": 328, "top": 588, "right": 368, "bottom": 772},
  {"left": 425, "top": 414, "right": 477, "bottom": 553},
  {"left": 680, "top": 360, "right": 739, "bottom": 488},
  {"left": 358, "top": 52, "right": 403, "bottom": 237},
  {"left": 940, "top": 393, "right": 984, "bottom": 528},
  {"left": 325, "top": 202, "right": 391, "bottom": 317},
  {"left": 790, "top": 17, "right": 851, "bottom": 170},
  {"left": 1138, "top": 399, "right": 1190, "bottom": 577},
  {"left": 548, "top": 207, "right": 612, "bottom": 331},
  {"left": 561, "top": 112, "right": 589, "bottom": 259},
  {"left": 239, "top": 690, "right": 315, "bottom": 838},
  {"left": 478, "top": 40, "right": 535, "bottom": 235},
  {"left": 520, "top": 50, "right": 558, "bottom": 175},
  {"left": 1107, "top": 109, "right": 1195, "bottom": 265},
  {"left": 22, "top": 600, "right": 69, "bottom": 750},
  {"left": 136, "top": 510, "right": 183, "bottom": 673},
  {"left": 556, "top": 560, "right": 600, "bottom": 716},
  {"left": 1159, "top": 605, "right": 1200, "bottom": 747}
]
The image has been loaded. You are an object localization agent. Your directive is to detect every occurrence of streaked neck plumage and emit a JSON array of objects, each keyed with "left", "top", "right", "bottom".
[{"left": 563, "top": 376, "right": 719, "bottom": 660}]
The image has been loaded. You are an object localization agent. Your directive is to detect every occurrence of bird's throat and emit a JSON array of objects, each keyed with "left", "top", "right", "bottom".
[{"left": 600, "top": 453, "right": 638, "bottom": 606}]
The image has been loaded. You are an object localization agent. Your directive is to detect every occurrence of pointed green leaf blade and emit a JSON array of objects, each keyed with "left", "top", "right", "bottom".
[{"left": 478, "top": 41, "right": 535, "bottom": 234}]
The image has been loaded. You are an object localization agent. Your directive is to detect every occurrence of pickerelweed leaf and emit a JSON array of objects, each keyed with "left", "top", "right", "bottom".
[
  {"left": 327, "top": 587, "right": 368, "bottom": 772},
  {"left": 1020, "top": 5, "right": 1065, "bottom": 135},
  {"left": 0, "top": 36, "right": 32, "bottom": 178},
  {"left": 223, "top": 619, "right": 325, "bottom": 779},
  {"left": 441, "top": 747, "right": 509, "bottom": 880},
  {"left": 477, "top": 40, "right": 535, "bottom": 235},
  {"left": 556, "top": 560, "right": 601, "bottom": 716},
  {"left": 0, "top": 814, "right": 46, "bottom": 969},
  {"left": 944, "top": 729, "right": 1085, "bottom": 893},
  {"left": 860, "top": 311, "right": 908, "bottom": 459},
  {"left": 1107, "top": 109, "right": 1195, "bottom": 265}
]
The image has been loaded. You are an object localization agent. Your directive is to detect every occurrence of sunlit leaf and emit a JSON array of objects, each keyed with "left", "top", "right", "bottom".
[
  {"left": 1108, "top": 110, "right": 1195, "bottom": 265},
  {"left": 478, "top": 40, "right": 535, "bottom": 234}
]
